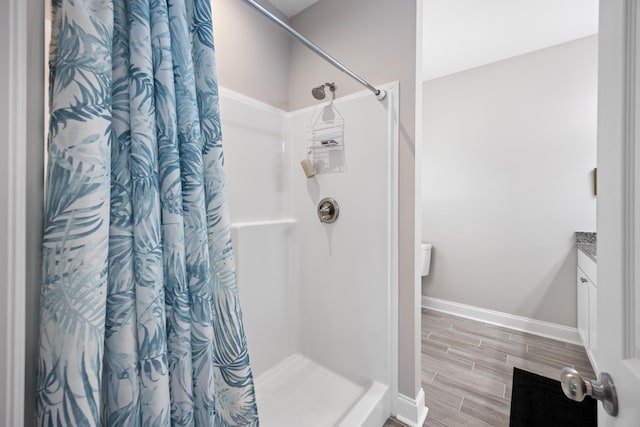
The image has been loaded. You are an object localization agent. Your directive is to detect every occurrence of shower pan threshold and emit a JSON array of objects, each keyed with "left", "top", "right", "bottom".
[{"left": 254, "top": 353, "right": 388, "bottom": 427}]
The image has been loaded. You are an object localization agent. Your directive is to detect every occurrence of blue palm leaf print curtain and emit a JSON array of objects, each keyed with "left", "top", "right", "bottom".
[{"left": 36, "top": 0, "right": 259, "bottom": 425}]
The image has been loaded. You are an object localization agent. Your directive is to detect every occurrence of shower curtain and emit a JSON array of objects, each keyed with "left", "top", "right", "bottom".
[{"left": 36, "top": 0, "right": 258, "bottom": 425}]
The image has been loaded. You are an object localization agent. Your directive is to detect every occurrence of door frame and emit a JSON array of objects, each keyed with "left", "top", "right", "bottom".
[
  {"left": 2, "top": 0, "right": 44, "bottom": 424},
  {"left": 1, "top": 0, "right": 28, "bottom": 424}
]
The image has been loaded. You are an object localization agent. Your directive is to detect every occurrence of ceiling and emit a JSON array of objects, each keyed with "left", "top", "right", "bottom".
[
  {"left": 422, "top": 0, "right": 599, "bottom": 80},
  {"left": 268, "top": 0, "right": 319, "bottom": 18},
  {"left": 269, "top": 0, "right": 599, "bottom": 82}
]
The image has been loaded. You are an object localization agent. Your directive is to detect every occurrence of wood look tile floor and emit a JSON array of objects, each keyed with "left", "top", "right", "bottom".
[{"left": 384, "top": 308, "right": 596, "bottom": 427}]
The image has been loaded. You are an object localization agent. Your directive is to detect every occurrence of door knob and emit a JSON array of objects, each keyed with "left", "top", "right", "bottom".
[{"left": 560, "top": 367, "right": 618, "bottom": 416}]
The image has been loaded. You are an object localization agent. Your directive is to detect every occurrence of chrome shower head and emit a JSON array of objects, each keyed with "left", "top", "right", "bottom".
[
  {"left": 312, "top": 85, "right": 326, "bottom": 100},
  {"left": 311, "top": 82, "right": 336, "bottom": 100}
]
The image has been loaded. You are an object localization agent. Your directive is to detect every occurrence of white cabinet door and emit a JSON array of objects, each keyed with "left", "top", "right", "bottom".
[
  {"left": 577, "top": 268, "right": 590, "bottom": 348},
  {"left": 588, "top": 281, "right": 597, "bottom": 360}
]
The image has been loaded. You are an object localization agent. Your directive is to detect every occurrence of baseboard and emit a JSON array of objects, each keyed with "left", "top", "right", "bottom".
[
  {"left": 395, "top": 388, "right": 428, "bottom": 427},
  {"left": 422, "top": 296, "right": 581, "bottom": 346},
  {"left": 585, "top": 347, "right": 599, "bottom": 376}
]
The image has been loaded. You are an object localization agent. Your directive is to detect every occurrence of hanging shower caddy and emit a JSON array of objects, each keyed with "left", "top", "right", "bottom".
[{"left": 307, "top": 100, "right": 345, "bottom": 174}]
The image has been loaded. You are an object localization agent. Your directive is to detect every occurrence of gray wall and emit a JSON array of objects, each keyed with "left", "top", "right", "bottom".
[
  {"left": 422, "top": 36, "right": 598, "bottom": 327},
  {"left": 213, "top": 0, "right": 291, "bottom": 110},
  {"left": 289, "top": 0, "right": 422, "bottom": 398}
]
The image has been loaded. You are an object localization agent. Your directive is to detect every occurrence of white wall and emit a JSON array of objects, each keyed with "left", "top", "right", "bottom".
[
  {"left": 219, "top": 90, "right": 298, "bottom": 378},
  {"left": 232, "top": 220, "right": 298, "bottom": 377},
  {"left": 213, "top": 0, "right": 291, "bottom": 110},
  {"left": 422, "top": 36, "right": 598, "bottom": 327},
  {"left": 289, "top": 0, "right": 423, "bottom": 399},
  {"left": 220, "top": 89, "right": 290, "bottom": 222}
]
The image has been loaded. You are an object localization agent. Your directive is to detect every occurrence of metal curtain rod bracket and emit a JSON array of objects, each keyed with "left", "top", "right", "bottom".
[{"left": 238, "top": 0, "right": 387, "bottom": 101}]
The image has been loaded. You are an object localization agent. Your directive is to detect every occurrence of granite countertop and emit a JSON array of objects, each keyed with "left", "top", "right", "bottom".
[{"left": 576, "top": 231, "right": 597, "bottom": 262}]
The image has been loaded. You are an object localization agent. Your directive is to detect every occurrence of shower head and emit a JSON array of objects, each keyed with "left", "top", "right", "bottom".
[
  {"left": 312, "top": 85, "right": 326, "bottom": 100},
  {"left": 311, "top": 82, "right": 337, "bottom": 100}
]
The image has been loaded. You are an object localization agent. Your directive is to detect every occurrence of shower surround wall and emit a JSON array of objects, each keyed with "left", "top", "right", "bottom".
[
  {"left": 221, "top": 83, "right": 399, "bottom": 426},
  {"left": 213, "top": 0, "right": 425, "bottom": 420},
  {"left": 289, "top": 1, "right": 424, "bottom": 412}
]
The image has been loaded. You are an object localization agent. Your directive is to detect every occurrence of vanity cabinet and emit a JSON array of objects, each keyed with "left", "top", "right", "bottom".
[
  {"left": 577, "top": 268, "right": 589, "bottom": 346},
  {"left": 577, "top": 250, "right": 598, "bottom": 372}
]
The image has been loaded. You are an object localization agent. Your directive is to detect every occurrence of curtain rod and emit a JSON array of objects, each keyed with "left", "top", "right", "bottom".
[{"left": 238, "top": 0, "right": 387, "bottom": 101}]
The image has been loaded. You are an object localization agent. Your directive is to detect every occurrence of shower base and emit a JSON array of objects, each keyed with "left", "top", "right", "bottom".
[{"left": 254, "top": 354, "right": 388, "bottom": 427}]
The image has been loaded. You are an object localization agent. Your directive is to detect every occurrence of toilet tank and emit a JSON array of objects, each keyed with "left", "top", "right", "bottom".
[{"left": 420, "top": 243, "right": 432, "bottom": 277}]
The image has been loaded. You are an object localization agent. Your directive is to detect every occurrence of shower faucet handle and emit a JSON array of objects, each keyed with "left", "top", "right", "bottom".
[
  {"left": 319, "top": 204, "right": 332, "bottom": 216},
  {"left": 317, "top": 198, "right": 339, "bottom": 224}
]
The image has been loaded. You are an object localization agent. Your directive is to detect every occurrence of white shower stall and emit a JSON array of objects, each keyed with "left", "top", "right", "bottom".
[{"left": 221, "top": 82, "right": 399, "bottom": 426}]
